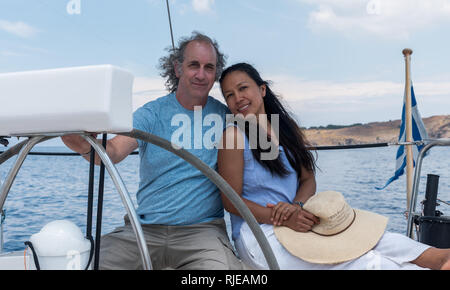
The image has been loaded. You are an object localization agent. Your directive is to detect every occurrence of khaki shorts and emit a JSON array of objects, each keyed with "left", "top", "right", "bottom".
[{"left": 99, "top": 216, "right": 243, "bottom": 270}]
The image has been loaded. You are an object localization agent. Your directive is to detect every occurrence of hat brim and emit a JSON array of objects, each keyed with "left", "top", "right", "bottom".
[{"left": 273, "top": 209, "right": 388, "bottom": 264}]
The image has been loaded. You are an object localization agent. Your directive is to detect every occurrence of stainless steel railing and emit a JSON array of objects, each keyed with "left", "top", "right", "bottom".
[
  {"left": 0, "top": 129, "right": 280, "bottom": 270},
  {"left": 406, "top": 138, "right": 450, "bottom": 238}
]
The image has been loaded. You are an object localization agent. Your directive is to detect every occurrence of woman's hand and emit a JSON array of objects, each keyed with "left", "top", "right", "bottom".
[
  {"left": 266, "top": 202, "right": 298, "bottom": 226},
  {"left": 282, "top": 207, "right": 320, "bottom": 232}
]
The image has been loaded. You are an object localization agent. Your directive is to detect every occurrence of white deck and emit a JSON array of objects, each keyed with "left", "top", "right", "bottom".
[{"left": 0, "top": 251, "right": 32, "bottom": 270}]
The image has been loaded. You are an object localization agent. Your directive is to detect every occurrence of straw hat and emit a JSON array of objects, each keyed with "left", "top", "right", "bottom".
[{"left": 273, "top": 191, "right": 388, "bottom": 264}]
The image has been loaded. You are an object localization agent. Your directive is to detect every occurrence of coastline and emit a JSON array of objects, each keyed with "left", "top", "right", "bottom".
[{"left": 304, "top": 115, "right": 449, "bottom": 146}]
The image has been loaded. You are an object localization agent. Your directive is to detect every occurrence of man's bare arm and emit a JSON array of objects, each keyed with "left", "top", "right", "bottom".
[{"left": 61, "top": 134, "right": 138, "bottom": 165}]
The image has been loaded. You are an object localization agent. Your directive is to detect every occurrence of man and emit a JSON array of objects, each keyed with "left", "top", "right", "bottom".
[{"left": 62, "top": 32, "right": 242, "bottom": 270}]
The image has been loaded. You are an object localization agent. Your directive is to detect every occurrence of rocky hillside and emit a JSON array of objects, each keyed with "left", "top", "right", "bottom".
[{"left": 304, "top": 115, "right": 450, "bottom": 146}]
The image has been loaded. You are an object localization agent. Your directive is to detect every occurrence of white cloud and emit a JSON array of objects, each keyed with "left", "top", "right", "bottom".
[
  {"left": 0, "top": 20, "right": 39, "bottom": 38},
  {"left": 131, "top": 74, "right": 450, "bottom": 126},
  {"left": 0, "top": 50, "right": 24, "bottom": 57},
  {"left": 132, "top": 77, "right": 167, "bottom": 111},
  {"left": 260, "top": 74, "right": 450, "bottom": 125},
  {"left": 0, "top": 46, "right": 49, "bottom": 59},
  {"left": 192, "top": 0, "right": 215, "bottom": 13},
  {"left": 298, "top": 0, "right": 450, "bottom": 39},
  {"left": 268, "top": 74, "right": 450, "bottom": 105},
  {"left": 132, "top": 77, "right": 226, "bottom": 111}
]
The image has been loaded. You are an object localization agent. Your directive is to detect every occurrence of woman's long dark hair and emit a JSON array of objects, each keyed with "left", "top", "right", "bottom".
[{"left": 219, "top": 63, "right": 316, "bottom": 180}]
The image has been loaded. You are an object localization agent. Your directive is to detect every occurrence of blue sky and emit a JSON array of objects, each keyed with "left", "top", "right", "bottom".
[{"left": 1, "top": 0, "right": 449, "bottom": 134}]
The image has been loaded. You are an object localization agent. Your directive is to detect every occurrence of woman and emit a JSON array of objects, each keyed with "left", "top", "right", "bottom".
[{"left": 217, "top": 62, "right": 450, "bottom": 270}]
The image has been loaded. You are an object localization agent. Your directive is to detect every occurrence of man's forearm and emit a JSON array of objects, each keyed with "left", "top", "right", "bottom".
[
  {"left": 61, "top": 135, "right": 91, "bottom": 155},
  {"left": 61, "top": 135, "right": 99, "bottom": 164}
]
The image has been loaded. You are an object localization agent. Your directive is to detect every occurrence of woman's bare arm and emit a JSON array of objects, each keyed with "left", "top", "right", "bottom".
[{"left": 218, "top": 127, "right": 273, "bottom": 225}]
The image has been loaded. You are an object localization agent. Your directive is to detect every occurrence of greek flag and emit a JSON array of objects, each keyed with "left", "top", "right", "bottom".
[{"left": 376, "top": 84, "right": 428, "bottom": 190}]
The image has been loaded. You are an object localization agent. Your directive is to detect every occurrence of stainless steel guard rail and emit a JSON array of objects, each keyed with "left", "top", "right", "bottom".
[
  {"left": 406, "top": 138, "right": 450, "bottom": 238},
  {"left": 0, "top": 129, "right": 280, "bottom": 270},
  {"left": 120, "top": 129, "right": 280, "bottom": 270},
  {"left": 0, "top": 134, "right": 152, "bottom": 269}
]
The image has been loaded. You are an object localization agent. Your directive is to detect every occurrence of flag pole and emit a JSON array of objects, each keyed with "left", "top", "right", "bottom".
[{"left": 402, "top": 48, "right": 414, "bottom": 213}]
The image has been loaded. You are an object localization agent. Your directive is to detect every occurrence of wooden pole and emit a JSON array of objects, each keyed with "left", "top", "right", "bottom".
[{"left": 402, "top": 48, "right": 414, "bottom": 213}]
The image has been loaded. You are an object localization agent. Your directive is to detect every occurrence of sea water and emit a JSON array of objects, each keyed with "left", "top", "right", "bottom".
[{"left": 0, "top": 146, "right": 449, "bottom": 253}]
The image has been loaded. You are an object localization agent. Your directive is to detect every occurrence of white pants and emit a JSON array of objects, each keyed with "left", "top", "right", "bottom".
[{"left": 235, "top": 223, "right": 431, "bottom": 270}]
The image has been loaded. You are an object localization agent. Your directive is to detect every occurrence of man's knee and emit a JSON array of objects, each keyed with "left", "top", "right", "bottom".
[
  {"left": 217, "top": 235, "right": 244, "bottom": 270},
  {"left": 175, "top": 234, "right": 243, "bottom": 270},
  {"left": 99, "top": 228, "right": 142, "bottom": 270}
]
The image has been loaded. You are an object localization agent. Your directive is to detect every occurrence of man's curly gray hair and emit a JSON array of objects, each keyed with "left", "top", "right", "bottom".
[{"left": 158, "top": 31, "right": 227, "bottom": 93}]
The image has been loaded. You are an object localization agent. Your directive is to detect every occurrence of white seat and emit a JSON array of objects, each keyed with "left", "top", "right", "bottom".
[{"left": 234, "top": 234, "right": 268, "bottom": 270}]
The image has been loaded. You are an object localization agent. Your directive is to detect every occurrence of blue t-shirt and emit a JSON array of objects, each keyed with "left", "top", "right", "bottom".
[
  {"left": 229, "top": 125, "right": 299, "bottom": 240},
  {"left": 133, "top": 92, "right": 230, "bottom": 225}
]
